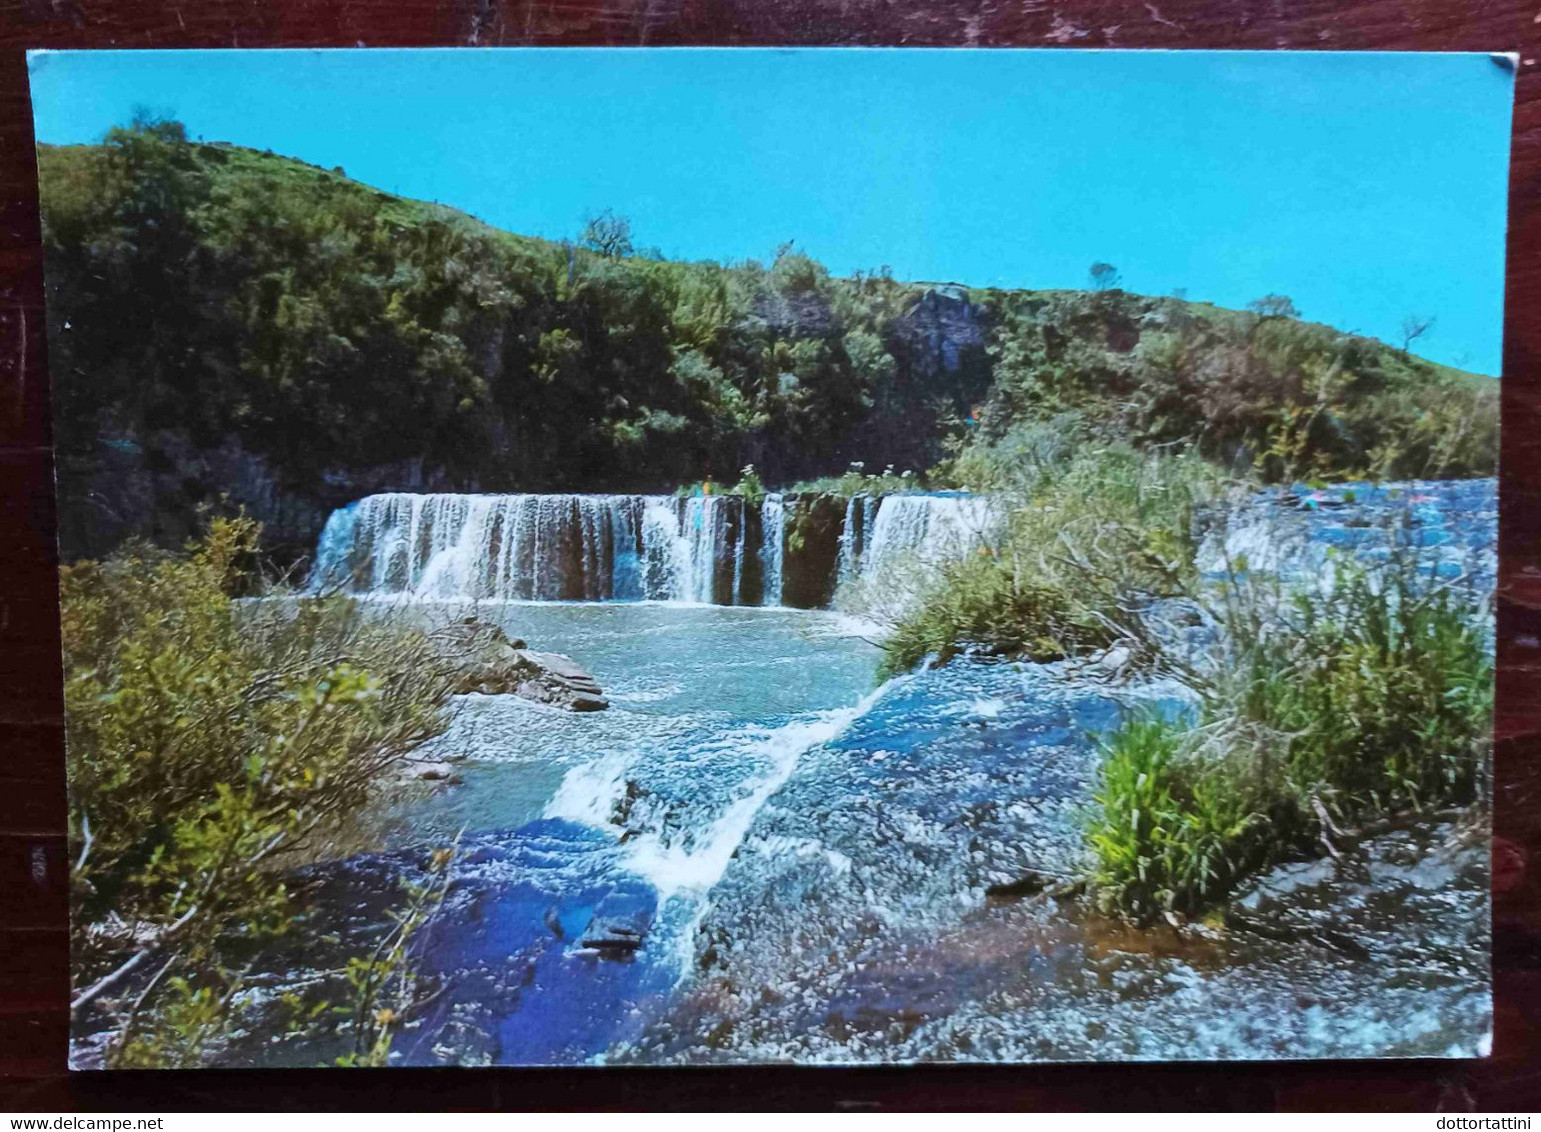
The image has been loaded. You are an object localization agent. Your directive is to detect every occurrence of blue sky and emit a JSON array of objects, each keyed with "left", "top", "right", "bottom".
[{"left": 28, "top": 48, "right": 1514, "bottom": 374}]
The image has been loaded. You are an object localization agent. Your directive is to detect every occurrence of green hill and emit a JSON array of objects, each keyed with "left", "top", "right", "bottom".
[{"left": 38, "top": 118, "right": 1497, "bottom": 561}]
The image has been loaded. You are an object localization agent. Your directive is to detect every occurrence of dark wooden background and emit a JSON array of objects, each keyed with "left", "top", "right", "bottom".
[{"left": 1, "top": 0, "right": 1538, "bottom": 1111}]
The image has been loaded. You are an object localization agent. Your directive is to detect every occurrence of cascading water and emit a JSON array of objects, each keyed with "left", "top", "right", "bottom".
[
  {"left": 311, "top": 490, "right": 996, "bottom": 607},
  {"left": 834, "top": 496, "right": 864, "bottom": 583},
  {"left": 760, "top": 494, "right": 785, "bottom": 607},
  {"left": 673, "top": 495, "right": 746, "bottom": 605},
  {"left": 311, "top": 493, "right": 657, "bottom": 601},
  {"left": 837, "top": 493, "right": 997, "bottom": 588},
  {"left": 238, "top": 479, "right": 1493, "bottom": 1069}
]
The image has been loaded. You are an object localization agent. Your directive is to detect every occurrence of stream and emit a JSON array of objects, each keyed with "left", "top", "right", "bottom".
[{"left": 229, "top": 479, "right": 1494, "bottom": 1067}]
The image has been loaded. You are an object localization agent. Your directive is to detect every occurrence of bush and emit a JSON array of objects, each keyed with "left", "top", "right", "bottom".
[
  {"left": 786, "top": 462, "right": 926, "bottom": 498},
  {"left": 878, "top": 552, "right": 1113, "bottom": 678},
  {"left": 1086, "top": 556, "right": 1491, "bottom": 920},
  {"left": 875, "top": 429, "right": 1226, "bottom": 677},
  {"left": 64, "top": 517, "right": 454, "bottom": 1066}
]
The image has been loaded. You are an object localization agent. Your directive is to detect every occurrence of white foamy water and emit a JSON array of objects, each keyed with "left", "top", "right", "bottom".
[
  {"left": 545, "top": 677, "right": 901, "bottom": 900},
  {"left": 313, "top": 492, "right": 761, "bottom": 605},
  {"left": 312, "top": 490, "right": 999, "bottom": 610}
]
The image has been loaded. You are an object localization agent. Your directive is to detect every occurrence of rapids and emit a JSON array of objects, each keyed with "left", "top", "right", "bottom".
[{"left": 229, "top": 478, "right": 1494, "bottom": 1067}]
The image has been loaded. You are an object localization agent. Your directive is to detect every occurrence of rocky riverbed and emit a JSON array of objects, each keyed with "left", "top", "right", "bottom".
[{"left": 204, "top": 478, "right": 1494, "bottom": 1068}]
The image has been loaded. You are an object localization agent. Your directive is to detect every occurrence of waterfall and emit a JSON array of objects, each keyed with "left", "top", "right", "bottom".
[
  {"left": 313, "top": 493, "right": 650, "bottom": 602},
  {"left": 641, "top": 498, "right": 689, "bottom": 599},
  {"left": 760, "top": 494, "right": 785, "bottom": 607},
  {"left": 674, "top": 495, "right": 741, "bottom": 605},
  {"left": 835, "top": 496, "right": 862, "bottom": 586},
  {"left": 834, "top": 495, "right": 882, "bottom": 588},
  {"left": 311, "top": 503, "right": 359, "bottom": 591},
  {"left": 732, "top": 509, "right": 747, "bottom": 605},
  {"left": 311, "top": 490, "right": 995, "bottom": 608},
  {"left": 850, "top": 494, "right": 996, "bottom": 585},
  {"left": 825, "top": 493, "right": 996, "bottom": 592}
]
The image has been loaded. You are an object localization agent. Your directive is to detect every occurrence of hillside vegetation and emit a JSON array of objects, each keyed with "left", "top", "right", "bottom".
[{"left": 40, "top": 117, "right": 1496, "bottom": 560}]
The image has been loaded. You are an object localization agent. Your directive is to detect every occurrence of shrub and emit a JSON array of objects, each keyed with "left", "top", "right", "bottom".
[
  {"left": 875, "top": 429, "right": 1227, "bottom": 677},
  {"left": 1087, "top": 713, "right": 1293, "bottom": 921},
  {"left": 785, "top": 462, "right": 925, "bottom": 498},
  {"left": 64, "top": 517, "right": 454, "bottom": 1066},
  {"left": 878, "top": 552, "right": 1113, "bottom": 678},
  {"left": 1086, "top": 556, "right": 1492, "bottom": 920}
]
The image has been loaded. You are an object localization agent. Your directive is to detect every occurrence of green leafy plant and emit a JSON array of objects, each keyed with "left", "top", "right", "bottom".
[
  {"left": 872, "top": 430, "right": 1225, "bottom": 677},
  {"left": 1086, "top": 553, "right": 1491, "bottom": 920},
  {"left": 334, "top": 843, "right": 457, "bottom": 1068},
  {"left": 64, "top": 516, "right": 455, "bottom": 1066}
]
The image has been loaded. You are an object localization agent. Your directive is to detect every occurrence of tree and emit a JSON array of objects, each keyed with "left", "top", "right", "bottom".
[
  {"left": 580, "top": 209, "right": 633, "bottom": 258},
  {"left": 1400, "top": 314, "right": 1436, "bottom": 353},
  {"left": 1089, "top": 262, "right": 1122, "bottom": 292},
  {"left": 1247, "top": 294, "right": 1300, "bottom": 320}
]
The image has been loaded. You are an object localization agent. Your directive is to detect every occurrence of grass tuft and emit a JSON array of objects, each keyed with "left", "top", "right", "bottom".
[{"left": 1086, "top": 555, "right": 1491, "bottom": 920}]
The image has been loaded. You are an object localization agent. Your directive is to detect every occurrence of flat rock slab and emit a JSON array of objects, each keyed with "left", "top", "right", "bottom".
[
  {"left": 513, "top": 649, "right": 610, "bottom": 711},
  {"left": 429, "top": 618, "right": 609, "bottom": 711},
  {"left": 522, "top": 650, "right": 596, "bottom": 684}
]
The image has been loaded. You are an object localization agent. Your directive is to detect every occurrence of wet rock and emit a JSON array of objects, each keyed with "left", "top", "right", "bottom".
[
  {"left": 1234, "top": 857, "right": 1337, "bottom": 910},
  {"left": 778, "top": 495, "right": 847, "bottom": 609},
  {"left": 1094, "top": 645, "right": 1132, "bottom": 675},
  {"left": 512, "top": 650, "right": 610, "bottom": 711},
  {"left": 429, "top": 618, "right": 608, "bottom": 711},
  {"left": 581, "top": 891, "right": 653, "bottom": 955},
  {"left": 1225, "top": 820, "right": 1485, "bottom": 964},
  {"left": 985, "top": 870, "right": 1056, "bottom": 901},
  {"left": 404, "top": 760, "right": 463, "bottom": 785}
]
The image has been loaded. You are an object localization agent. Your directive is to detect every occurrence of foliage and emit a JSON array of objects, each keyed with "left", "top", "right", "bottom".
[
  {"left": 877, "top": 552, "right": 1113, "bottom": 679},
  {"left": 333, "top": 844, "right": 456, "bottom": 1068},
  {"left": 968, "top": 288, "right": 1496, "bottom": 485},
  {"left": 39, "top": 122, "right": 1495, "bottom": 562},
  {"left": 875, "top": 425, "right": 1226, "bottom": 677},
  {"left": 63, "top": 517, "right": 453, "bottom": 1066},
  {"left": 39, "top": 123, "right": 917, "bottom": 556},
  {"left": 676, "top": 463, "right": 769, "bottom": 505},
  {"left": 785, "top": 461, "right": 927, "bottom": 499},
  {"left": 580, "top": 209, "right": 634, "bottom": 258},
  {"left": 1086, "top": 554, "right": 1492, "bottom": 920},
  {"left": 1088, "top": 262, "right": 1121, "bottom": 292}
]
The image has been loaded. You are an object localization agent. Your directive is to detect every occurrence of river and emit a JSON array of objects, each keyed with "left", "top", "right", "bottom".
[{"left": 227, "top": 478, "right": 1494, "bottom": 1067}]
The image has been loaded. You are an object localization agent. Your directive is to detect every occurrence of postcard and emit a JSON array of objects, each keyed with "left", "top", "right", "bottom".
[{"left": 31, "top": 47, "right": 1509, "bottom": 1068}]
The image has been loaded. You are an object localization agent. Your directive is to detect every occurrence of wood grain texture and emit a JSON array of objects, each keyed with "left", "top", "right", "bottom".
[{"left": 0, "top": 0, "right": 1537, "bottom": 1110}]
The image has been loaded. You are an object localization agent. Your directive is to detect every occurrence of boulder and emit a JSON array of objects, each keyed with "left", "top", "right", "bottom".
[
  {"left": 402, "top": 759, "right": 463, "bottom": 785},
  {"left": 508, "top": 648, "right": 610, "bottom": 711},
  {"left": 580, "top": 890, "right": 653, "bottom": 955},
  {"left": 430, "top": 618, "right": 609, "bottom": 711}
]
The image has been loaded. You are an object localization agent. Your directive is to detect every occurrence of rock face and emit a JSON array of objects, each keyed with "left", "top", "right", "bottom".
[
  {"left": 894, "top": 285, "right": 986, "bottom": 374},
  {"left": 57, "top": 427, "right": 463, "bottom": 566},
  {"left": 777, "top": 493, "right": 848, "bottom": 609},
  {"left": 429, "top": 618, "right": 609, "bottom": 711}
]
